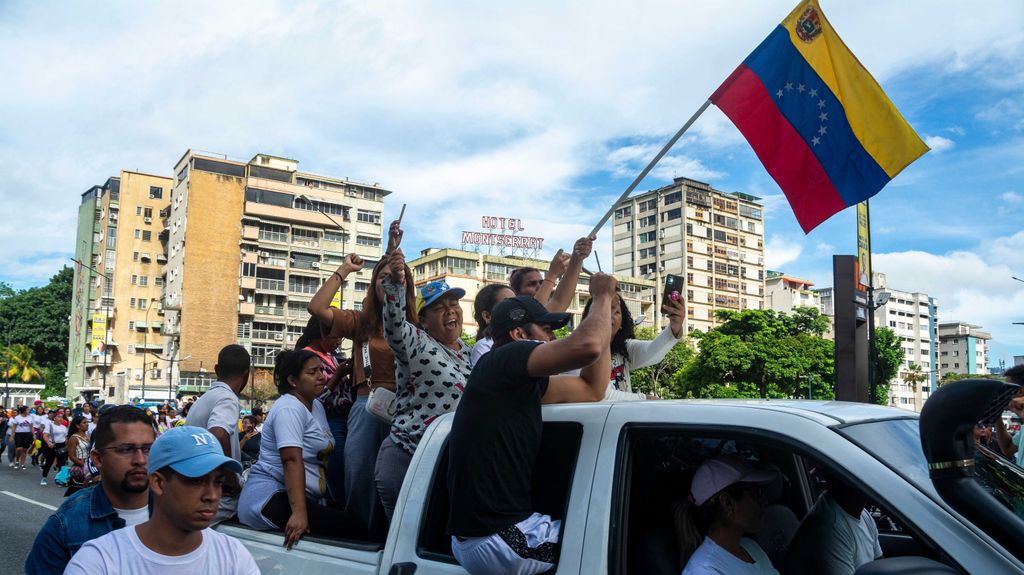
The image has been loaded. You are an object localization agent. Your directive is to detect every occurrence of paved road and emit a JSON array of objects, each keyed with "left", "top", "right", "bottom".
[{"left": 0, "top": 455, "right": 74, "bottom": 575}]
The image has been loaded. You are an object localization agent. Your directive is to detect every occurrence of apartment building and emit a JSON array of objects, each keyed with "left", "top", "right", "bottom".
[
  {"left": 611, "top": 177, "right": 766, "bottom": 334},
  {"left": 765, "top": 271, "right": 821, "bottom": 314},
  {"left": 873, "top": 273, "right": 939, "bottom": 412},
  {"left": 162, "top": 151, "right": 389, "bottom": 395},
  {"left": 937, "top": 322, "right": 991, "bottom": 376},
  {"left": 408, "top": 248, "right": 657, "bottom": 335},
  {"left": 67, "top": 171, "right": 174, "bottom": 403}
]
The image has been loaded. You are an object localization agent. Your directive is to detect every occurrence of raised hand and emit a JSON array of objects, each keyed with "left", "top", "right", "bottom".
[
  {"left": 572, "top": 235, "right": 595, "bottom": 260},
  {"left": 340, "top": 253, "right": 364, "bottom": 275},
  {"left": 589, "top": 272, "right": 618, "bottom": 298},
  {"left": 547, "top": 249, "right": 570, "bottom": 279},
  {"left": 387, "top": 219, "right": 404, "bottom": 254}
]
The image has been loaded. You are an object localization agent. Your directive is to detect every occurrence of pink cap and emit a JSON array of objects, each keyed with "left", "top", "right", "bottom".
[{"left": 690, "top": 455, "right": 777, "bottom": 506}]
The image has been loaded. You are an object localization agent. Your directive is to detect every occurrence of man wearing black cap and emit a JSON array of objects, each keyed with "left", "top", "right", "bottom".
[{"left": 447, "top": 273, "right": 617, "bottom": 575}]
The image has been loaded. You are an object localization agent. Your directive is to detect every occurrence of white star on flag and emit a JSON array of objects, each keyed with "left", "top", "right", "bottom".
[
  {"left": 811, "top": 136, "right": 821, "bottom": 146},
  {"left": 809, "top": 88, "right": 818, "bottom": 98}
]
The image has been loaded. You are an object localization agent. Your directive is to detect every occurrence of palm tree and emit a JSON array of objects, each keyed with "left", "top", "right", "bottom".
[
  {"left": 902, "top": 362, "right": 928, "bottom": 411},
  {"left": 2, "top": 343, "right": 42, "bottom": 383}
]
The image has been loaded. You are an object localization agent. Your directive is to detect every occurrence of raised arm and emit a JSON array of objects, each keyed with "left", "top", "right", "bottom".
[
  {"left": 308, "top": 253, "right": 364, "bottom": 327},
  {"left": 545, "top": 235, "right": 593, "bottom": 313},
  {"left": 534, "top": 249, "right": 569, "bottom": 306},
  {"left": 543, "top": 338, "right": 612, "bottom": 404},
  {"left": 528, "top": 273, "right": 616, "bottom": 378},
  {"left": 381, "top": 249, "right": 418, "bottom": 364}
]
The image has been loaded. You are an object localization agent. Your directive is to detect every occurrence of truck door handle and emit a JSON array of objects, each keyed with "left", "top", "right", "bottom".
[{"left": 388, "top": 563, "right": 417, "bottom": 575}]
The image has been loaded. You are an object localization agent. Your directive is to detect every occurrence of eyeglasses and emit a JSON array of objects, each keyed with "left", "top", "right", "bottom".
[{"left": 99, "top": 443, "right": 153, "bottom": 457}]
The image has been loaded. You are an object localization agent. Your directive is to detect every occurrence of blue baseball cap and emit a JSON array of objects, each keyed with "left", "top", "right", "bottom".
[
  {"left": 147, "top": 425, "right": 242, "bottom": 477},
  {"left": 415, "top": 281, "right": 466, "bottom": 315}
]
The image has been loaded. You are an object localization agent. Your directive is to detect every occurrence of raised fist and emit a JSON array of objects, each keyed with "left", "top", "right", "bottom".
[{"left": 589, "top": 272, "right": 618, "bottom": 298}]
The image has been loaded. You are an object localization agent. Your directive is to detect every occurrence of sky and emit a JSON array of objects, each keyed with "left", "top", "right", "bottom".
[{"left": 0, "top": 0, "right": 1022, "bottom": 365}]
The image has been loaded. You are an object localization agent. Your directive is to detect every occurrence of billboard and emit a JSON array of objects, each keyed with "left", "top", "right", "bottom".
[
  {"left": 856, "top": 202, "right": 871, "bottom": 292},
  {"left": 90, "top": 313, "right": 108, "bottom": 358}
]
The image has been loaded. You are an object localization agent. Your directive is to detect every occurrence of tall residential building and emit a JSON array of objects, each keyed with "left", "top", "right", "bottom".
[
  {"left": 163, "top": 151, "right": 389, "bottom": 397},
  {"left": 67, "top": 172, "right": 174, "bottom": 403},
  {"left": 873, "top": 273, "right": 939, "bottom": 412},
  {"left": 937, "top": 322, "right": 991, "bottom": 376},
  {"left": 764, "top": 271, "right": 821, "bottom": 314},
  {"left": 407, "top": 248, "right": 658, "bottom": 335},
  {"left": 611, "top": 177, "right": 765, "bottom": 334}
]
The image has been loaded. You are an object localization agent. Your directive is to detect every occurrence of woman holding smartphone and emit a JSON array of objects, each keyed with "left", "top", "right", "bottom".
[{"left": 580, "top": 287, "right": 686, "bottom": 401}]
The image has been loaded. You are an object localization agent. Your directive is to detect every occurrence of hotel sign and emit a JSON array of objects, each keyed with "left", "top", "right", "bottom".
[{"left": 461, "top": 217, "right": 545, "bottom": 250}]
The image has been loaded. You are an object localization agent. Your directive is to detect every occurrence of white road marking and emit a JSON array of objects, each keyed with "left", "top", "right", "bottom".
[{"left": 1, "top": 490, "right": 57, "bottom": 511}]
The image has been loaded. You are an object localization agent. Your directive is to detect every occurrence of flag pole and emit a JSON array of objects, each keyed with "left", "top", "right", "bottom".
[{"left": 589, "top": 99, "right": 713, "bottom": 240}]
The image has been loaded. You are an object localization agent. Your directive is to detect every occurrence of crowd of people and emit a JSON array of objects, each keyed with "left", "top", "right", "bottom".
[{"left": 11, "top": 213, "right": 1021, "bottom": 575}]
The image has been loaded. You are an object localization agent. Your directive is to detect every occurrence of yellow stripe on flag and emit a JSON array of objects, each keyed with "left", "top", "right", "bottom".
[{"left": 782, "top": 0, "right": 929, "bottom": 178}]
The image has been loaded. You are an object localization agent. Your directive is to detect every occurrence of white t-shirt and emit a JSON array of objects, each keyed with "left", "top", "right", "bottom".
[
  {"left": 13, "top": 415, "right": 32, "bottom": 433},
  {"left": 63, "top": 525, "right": 258, "bottom": 575},
  {"left": 1012, "top": 432, "right": 1024, "bottom": 467},
  {"left": 82, "top": 412, "right": 93, "bottom": 422},
  {"left": 37, "top": 418, "right": 53, "bottom": 440},
  {"left": 113, "top": 506, "right": 150, "bottom": 527},
  {"left": 186, "top": 381, "right": 242, "bottom": 519},
  {"left": 237, "top": 394, "right": 333, "bottom": 530},
  {"left": 785, "top": 493, "right": 883, "bottom": 575},
  {"left": 32, "top": 413, "right": 48, "bottom": 431},
  {"left": 470, "top": 337, "right": 494, "bottom": 367},
  {"left": 87, "top": 422, "right": 96, "bottom": 437},
  {"left": 50, "top": 422, "right": 68, "bottom": 443},
  {"left": 683, "top": 536, "right": 780, "bottom": 575}
]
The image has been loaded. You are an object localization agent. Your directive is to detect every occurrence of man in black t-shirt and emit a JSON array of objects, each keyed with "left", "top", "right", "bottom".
[{"left": 447, "top": 273, "right": 617, "bottom": 575}]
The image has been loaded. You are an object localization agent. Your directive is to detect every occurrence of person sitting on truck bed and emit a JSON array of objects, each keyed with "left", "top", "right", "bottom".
[
  {"left": 673, "top": 455, "right": 780, "bottom": 575},
  {"left": 581, "top": 288, "right": 685, "bottom": 401},
  {"left": 376, "top": 248, "right": 473, "bottom": 520},
  {"left": 446, "top": 273, "right": 616, "bottom": 575},
  {"left": 237, "top": 349, "right": 366, "bottom": 549}
]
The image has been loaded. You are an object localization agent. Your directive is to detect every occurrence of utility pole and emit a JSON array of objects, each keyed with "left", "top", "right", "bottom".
[{"left": 71, "top": 258, "right": 112, "bottom": 401}]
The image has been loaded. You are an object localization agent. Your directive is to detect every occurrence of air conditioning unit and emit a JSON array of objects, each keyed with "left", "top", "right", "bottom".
[
  {"left": 311, "top": 262, "right": 320, "bottom": 269},
  {"left": 274, "top": 334, "right": 284, "bottom": 341},
  {"left": 144, "top": 217, "right": 152, "bottom": 223},
  {"left": 259, "top": 251, "right": 270, "bottom": 257},
  {"left": 134, "top": 372, "right": 144, "bottom": 380}
]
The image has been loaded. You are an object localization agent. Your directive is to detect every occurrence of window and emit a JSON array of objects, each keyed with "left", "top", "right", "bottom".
[
  {"left": 142, "top": 230, "right": 152, "bottom": 241},
  {"left": 416, "top": 422, "right": 582, "bottom": 565},
  {"left": 357, "top": 209, "right": 381, "bottom": 224},
  {"left": 355, "top": 281, "right": 371, "bottom": 292},
  {"left": 324, "top": 230, "right": 348, "bottom": 243},
  {"left": 639, "top": 199, "right": 658, "bottom": 212},
  {"left": 615, "top": 207, "right": 632, "bottom": 219},
  {"left": 136, "top": 206, "right": 142, "bottom": 216},
  {"left": 664, "top": 191, "right": 682, "bottom": 205},
  {"left": 149, "top": 186, "right": 163, "bottom": 199},
  {"left": 143, "top": 207, "right": 153, "bottom": 218},
  {"left": 134, "top": 229, "right": 141, "bottom": 239},
  {"left": 356, "top": 235, "right": 381, "bottom": 247},
  {"left": 639, "top": 215, "right": 656, "bottom": 228},
  {"left": 638, "top": 232, "right": 656, "bottom": 243},
  {"left": 155, "top": 277, "right": 164, "bottom": 286},
  {"left": 133, "top": 251, "right": 139, "bottom": 262},
  {"left": 661, "top": 208, "right": 681, "bottom": 221},
  {"left": 241, "top": 262, "right": 256, "bottom": 277}
]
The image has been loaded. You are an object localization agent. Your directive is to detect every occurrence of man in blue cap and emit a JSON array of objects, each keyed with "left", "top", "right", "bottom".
[{"left": 64, "top": 425, "right": 258, "bottom": 574}]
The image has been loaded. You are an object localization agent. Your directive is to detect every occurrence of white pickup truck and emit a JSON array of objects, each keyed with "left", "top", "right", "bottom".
[{"left": 218, "top": 382, "right": 1024, "bottom": 574}]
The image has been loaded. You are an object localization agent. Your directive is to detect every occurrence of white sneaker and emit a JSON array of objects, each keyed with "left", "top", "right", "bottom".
[
  {"left": 39, "top": 478, "right": 47, "bottom": 486},
  {"left": 7, "top": 462, "right": 13, "bottom": 468}
]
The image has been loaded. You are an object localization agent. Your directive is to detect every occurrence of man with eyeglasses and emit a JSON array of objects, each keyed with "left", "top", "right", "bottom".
[{"left": 26, "top": 405, "right": 155, "bottom": 575}]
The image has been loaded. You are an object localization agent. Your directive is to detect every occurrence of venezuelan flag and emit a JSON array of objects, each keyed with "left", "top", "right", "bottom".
[{"left": 711, "top": 0, "right": 929, "bottom": 233}]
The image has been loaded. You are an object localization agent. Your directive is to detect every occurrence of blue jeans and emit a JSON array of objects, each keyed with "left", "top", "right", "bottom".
[
  {"left": 345, "top": 396, "right": 391, "bottom": 538},
  {"left": 374, "top": 436, "right": 413, "bottom": 522},
  {"left": 326, "top": 412, "right": 348, "bottom": 503}
]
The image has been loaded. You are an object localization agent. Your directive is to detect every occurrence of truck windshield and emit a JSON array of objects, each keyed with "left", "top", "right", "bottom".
[{"left": 841, "top": 418, "right": 1024, "bottom": 522}]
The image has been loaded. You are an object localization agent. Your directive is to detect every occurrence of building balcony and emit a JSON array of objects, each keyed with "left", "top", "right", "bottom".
[
  {"left": 239, "top": 302, "right": 256, "bottom": 316},
  {"left": 242, "top": 226, "right": 259, "bottom": 241},
  {"left": 240, "top": 276, "right": 257, "bottom": 290}
]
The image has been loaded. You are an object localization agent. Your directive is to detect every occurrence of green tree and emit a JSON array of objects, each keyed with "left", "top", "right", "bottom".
[
  {"left": 873, "top": 327, "right": 904, "bottom": 406},
  {"left": 682, "top": 308, "right": 835, "bottom": 400},
  {"left": 39, "top": 366, "right": 67, "bottom": 399},
  {"left": 630, "top": 326, "right": 695, "bottom": 399},
  {"left": 0, "top": 267, "right": 74, "bottom": 368}
]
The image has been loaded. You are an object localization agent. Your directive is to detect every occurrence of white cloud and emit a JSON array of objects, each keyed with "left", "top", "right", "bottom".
[
  {"left": 765, "top": 235, "right": 803, "bottom": 270},
  {"left": 605, "top": 143, "right": 723, "bottom": 182},
  {"left": 924, "top": 135, "right": 955, "bottom": 153},
  {"left": 874, "top": 231, "right": 1024, "bottom": 355},
  {"left": 1001, "top": 191, "right": 1023, "bottom": 204},
  {"left": 0, "top": 0, "right": 1022, "bottom": 290}
]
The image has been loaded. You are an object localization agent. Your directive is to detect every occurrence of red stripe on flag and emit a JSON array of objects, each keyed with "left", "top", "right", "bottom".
[{"left": 712, "top": 65, "right": 846, "bottom": 233}]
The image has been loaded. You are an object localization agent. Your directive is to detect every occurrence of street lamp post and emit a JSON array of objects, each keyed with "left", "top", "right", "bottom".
[
  {"left": 867, "top": 289, "right": 890, "bottom": 405},
  {"left": 71, "top": 258, "right": 112, "bottom": 400},
  {"left": 141, "top": 298, "right": 158, "bottom": 404}
]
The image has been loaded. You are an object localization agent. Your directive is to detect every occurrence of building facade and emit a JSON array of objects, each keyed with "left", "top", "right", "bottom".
[
  {"left": 66, "top": 172, "right": 173, "bottom": 403},
  {"left": 937, "top": 322, "right": 991, "bottom": 376},
  {"left": 408, "top": 248, "right": 658, "bottom": 336},
  {"left": 162, "top": 151, "right": 389, "bottom": 396},
  {"left": 873, "top": 273, "right": 939, "bottom": 412},
  {"left": 764, "top": 271, "right": 821, "bottom": 314},
  {"left": 611, "top": 177, "right": 766, "bottom": 334}
]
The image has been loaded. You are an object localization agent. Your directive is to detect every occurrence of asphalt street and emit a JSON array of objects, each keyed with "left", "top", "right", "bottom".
[{"left": 0, "top": 454, "right": 72, "bottom": 575}]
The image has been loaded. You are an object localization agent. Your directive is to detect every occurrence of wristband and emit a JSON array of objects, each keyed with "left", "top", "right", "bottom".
[
  {"left": 333, "top": 271, "right": 343, "bottom": 281},
  {"left": 542, "top": 279, "right": 555, "bottom": 286}
]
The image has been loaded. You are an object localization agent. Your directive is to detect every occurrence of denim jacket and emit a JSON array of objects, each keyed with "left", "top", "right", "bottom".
[{"left": 25, "top": 485, "right": 131, "bottom": 575}]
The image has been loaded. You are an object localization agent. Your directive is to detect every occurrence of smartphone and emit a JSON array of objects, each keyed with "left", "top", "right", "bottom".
[{"left": 662, "top": 274, "right": 684, "bottom": 307}]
